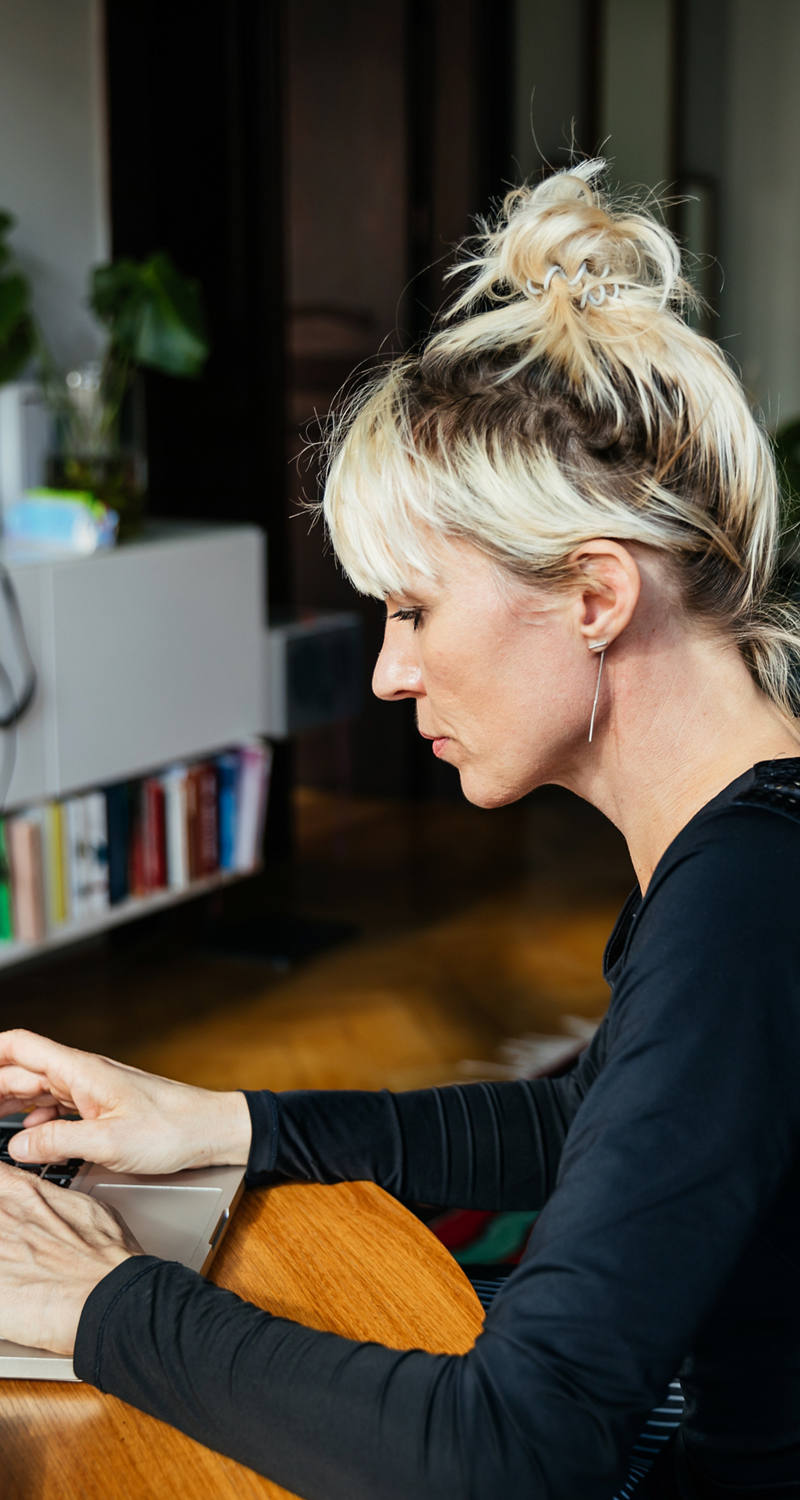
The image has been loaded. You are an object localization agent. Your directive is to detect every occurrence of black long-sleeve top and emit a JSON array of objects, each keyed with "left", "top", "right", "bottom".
[{"left": 74, "top": 762, "right": 800, "bottom": 1499}]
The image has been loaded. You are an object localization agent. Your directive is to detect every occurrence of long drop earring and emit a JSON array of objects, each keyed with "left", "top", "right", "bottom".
[{"left": 587, "top": 641, "right": 608, "bottom": 745}]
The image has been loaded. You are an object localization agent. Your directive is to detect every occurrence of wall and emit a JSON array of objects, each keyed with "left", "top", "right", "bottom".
[
  {"left": 287, "top": 0, "right": 407, "bottom": 344},
  {"left": 600, "top": 0, "right": 673, "bottom": 192},
  {"left": 719, "top": 0, "right": 800, "bottom": 424},
  {"left": 513, "top": 0, "right": 800, "bottom": 430},
  {"left": 0, "top": 0, "right": 109, "bottom": 369},
  {"left": 513, "top": 0, "right": 585, "bottom": 178}
]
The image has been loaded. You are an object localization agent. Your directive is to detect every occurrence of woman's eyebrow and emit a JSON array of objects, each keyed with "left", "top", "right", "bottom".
[{"left": 385, "top": 590, "right": 422, "bottom": 611}]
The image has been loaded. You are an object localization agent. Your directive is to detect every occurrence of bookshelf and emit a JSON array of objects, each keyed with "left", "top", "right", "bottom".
[
  {"left": 0, "top": 868, "right": 249, "bottom": 968},
  {"left": 0, "top": 522, "right": 271, "bottom": 966}
]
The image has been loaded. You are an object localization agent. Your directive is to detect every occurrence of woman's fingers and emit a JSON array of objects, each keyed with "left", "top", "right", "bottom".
[
  {"left": 0, "top": 1029, "right": 82, "bottom": 1081},
  {"left": 0, "top": 1032, "right": 119, "bottom": 1167},
  {"left": 6, "top": 1115, "right": 104, "bottom": 1166},
  {"left": 17, "top": 1104, "right": 62, "bottom": 1127},
  {"left": 0, "top": 1032, "right": 121, "bottom": 1128},
  {"left": 0, "top": 1064, "right": 63, "bottom": 1109},
  {"left": 0, "top": 1097, "right": 59, "bottom": 1119},
  {"left": 0, "top": 1030, "right": 252, "bottom": 1176},
  {"left": 0, "top": 1163, "right": 139, "bottom": 1354},
  {"left": 0, "top": 1033, "right": 100, "bottom": 1120}
]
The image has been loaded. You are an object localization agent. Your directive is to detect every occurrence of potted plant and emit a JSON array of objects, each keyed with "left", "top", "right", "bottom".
[
  {"left": 0, "top": 208, "right": 209, "bottom": 538},
  {"left": 45, "top": 251, "right": 209, "bottom": 536}
]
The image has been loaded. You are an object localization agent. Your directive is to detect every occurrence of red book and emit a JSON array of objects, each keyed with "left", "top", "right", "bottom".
[
  {"left": 128, "top": 784, "right": 147, "bottom": 897},
  {"left": 195, "top": 763, "right": 219, "bottom": 877},
  {"left": 142, "top": 778, "right": 167, "bottom": 890},
  {"left": 185, "top": 766, "right": 203, "bottom": 880}
]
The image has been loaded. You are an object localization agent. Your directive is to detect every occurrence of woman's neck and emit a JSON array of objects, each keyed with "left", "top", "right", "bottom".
[{"left": 567, "top": 631, "right": 800, "bottom": 893}]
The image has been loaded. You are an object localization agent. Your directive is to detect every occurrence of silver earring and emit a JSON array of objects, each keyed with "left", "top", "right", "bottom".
[{"left": 588, "top": 646, "right": 607, "bottom": 744}]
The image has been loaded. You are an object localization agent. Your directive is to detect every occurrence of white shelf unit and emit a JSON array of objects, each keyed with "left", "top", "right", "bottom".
[
  {"left": 0, "top": 522, "right": 270, "bottom": 967},
  {"left": 0, "top": 869, "right": 252, "bottom": 969}
]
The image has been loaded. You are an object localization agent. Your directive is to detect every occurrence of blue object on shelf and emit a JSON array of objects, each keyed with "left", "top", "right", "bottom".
[
  {"left": 216, "top": 751, "right": 240, "bottom": 871},
  {"left": 3, "top": 490, "right": 119, "bottom": 553}
]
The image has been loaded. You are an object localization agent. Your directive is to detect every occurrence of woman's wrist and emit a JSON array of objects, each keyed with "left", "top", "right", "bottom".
[{"left": 204, "top": 1088, "right": 253, "bottom": 1167}]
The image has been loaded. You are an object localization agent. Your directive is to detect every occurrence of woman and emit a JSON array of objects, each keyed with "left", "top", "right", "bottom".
[{"left": 1, "top": 161, "right": 799, "bottom": 1499}]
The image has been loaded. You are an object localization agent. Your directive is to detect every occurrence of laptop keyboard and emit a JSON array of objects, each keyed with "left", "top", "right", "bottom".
[{"left": 0, "top": 1123, "right": 83, "bottom": 1188}]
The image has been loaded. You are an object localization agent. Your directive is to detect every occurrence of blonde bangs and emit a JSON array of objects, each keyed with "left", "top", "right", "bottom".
[{"left": 323, "top": 369, "right": 448, "bottom": 599}]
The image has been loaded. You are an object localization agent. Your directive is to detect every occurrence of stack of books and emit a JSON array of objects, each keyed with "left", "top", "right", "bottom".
[{"left": 0, "top": 739, "right": 272, "bottom": 945}]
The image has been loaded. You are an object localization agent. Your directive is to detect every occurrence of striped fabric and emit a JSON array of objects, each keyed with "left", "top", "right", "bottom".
[
  {"left": 466, "top": 1271, "right": 684, "bottom": 1498},
  {"left": 614, "top": 1381, "right": 684, "bottom": 1498}
]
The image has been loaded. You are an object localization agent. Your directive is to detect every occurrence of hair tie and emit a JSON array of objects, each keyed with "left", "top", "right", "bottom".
[
  {"left": 542, "top": 261, "right": 588, "bottom": 292},
  {"left": 524, "top": 260, "right": 621, "bottom": 309}
]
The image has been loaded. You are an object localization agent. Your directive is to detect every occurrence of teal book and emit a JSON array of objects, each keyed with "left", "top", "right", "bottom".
[
  {"left": 216, "top": 751, "right": 239, "bottom": 871},
  {"left": 0, "top": 820, "right": 12, "bottom": 939}
]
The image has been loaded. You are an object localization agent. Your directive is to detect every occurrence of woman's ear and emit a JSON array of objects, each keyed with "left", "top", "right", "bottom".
[{"left": 568, "top": 539, "right": 641, "bottom": 647}]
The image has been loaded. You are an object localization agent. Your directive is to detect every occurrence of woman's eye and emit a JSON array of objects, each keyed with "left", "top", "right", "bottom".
[{"left": 389, "top": 607, "right": 423, "bottom": 631}]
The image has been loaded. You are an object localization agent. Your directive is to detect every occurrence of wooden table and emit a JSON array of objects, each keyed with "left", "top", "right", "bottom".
[{"left": 0, "top": 1181, "right": 484, "bottom": 1499}]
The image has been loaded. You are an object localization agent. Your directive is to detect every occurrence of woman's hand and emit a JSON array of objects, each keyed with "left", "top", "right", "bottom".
[
  {"left": 0, "top": 1162, "right": 141, "bottom": 1354},
  {"left": 0, "top": 1029, "right": 252, "bottom": 1175}
]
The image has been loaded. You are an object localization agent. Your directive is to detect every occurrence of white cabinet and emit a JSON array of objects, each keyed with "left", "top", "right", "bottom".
[
  {"left": 2, "top": 523, "right": 267, "bottom": 811},
  {"left": 0, "top": 523, "right": 270, "bottom": 966}
]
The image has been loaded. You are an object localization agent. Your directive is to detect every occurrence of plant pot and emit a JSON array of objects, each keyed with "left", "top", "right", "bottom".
[{"left": 46, "top": 451, "right": 146, "bottom": 541}]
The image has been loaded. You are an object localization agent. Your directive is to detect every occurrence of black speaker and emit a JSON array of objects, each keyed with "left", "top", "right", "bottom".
[{"left": 265, "top": 612, "right": 363, "bottom": 737}]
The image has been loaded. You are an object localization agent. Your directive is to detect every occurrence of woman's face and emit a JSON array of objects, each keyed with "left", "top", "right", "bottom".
[{"left": 372, "top": 539, "right": 587, "bottom": 808}]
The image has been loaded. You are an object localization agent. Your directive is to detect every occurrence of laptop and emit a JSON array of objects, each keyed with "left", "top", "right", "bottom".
[{"left": 0, "top": 1115, "right": 246, "bottom": 1380}]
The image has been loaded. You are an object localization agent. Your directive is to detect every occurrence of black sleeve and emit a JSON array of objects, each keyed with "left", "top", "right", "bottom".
[
  {"left": 73, "top": 805, "right": 800, "bottom": 1500},
  {"left": 243, "top": 1028, "right": 607, "bottom": 1211}
]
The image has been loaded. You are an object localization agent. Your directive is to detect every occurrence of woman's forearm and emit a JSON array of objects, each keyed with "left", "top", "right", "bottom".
[{"left": 245, "top": 1061, "right": 600, "bottom": 1211}]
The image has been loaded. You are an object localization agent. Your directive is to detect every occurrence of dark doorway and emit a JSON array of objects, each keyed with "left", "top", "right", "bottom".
[{"left": 103, "top": 0, "right": 515, "bottom": 802}]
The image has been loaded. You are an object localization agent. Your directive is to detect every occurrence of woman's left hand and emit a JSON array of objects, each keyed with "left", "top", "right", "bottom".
[{"left": 0, "top": 1162, "right": 141, "bottom": 1355}]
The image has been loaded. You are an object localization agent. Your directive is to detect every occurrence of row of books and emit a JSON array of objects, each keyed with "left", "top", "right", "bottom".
[{"left": 0, "top": 740, "right": 273, "bottom": 945}]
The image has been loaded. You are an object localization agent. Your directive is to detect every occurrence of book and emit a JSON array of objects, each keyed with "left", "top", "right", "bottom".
[
  {"left": 43, "top": 802, "right": 69, "bottom": 926},
  {"left": 216, "top": 751, "right": 239, "bottom": 872},
  {"left": 185, "top": 764, "right": 205, "bottom": 880},
  {"left": 161, "top": 765, "right": 190, "bottom": 890},
  {"left": 234, "top": 739, "right": 272, "bottom": 872},
  {"left": 7, "top": 814, "right": 46, "bottom": 942},
  {"left": 0, "top": 820, "right": 13, "bottom": 939},
  {"left": 142, "top": 778, "right": 167, "bottom": 891},
  {"left": 195, "top": 762, "right": 219, "bottom": 878},
  {"left": 104, "top": 782, "right": 131, "bottom": 906},
  {"left": 26, "top": 805, "right": 62, "bottom": 932},
  {"left": 84, "top": 791, "right": 110, "bottom": 915},
  {"left": 127, "top": 783, "right": 147, "bottom": 898},
  {"left": 63, "top": 795, "right": 92, "bottom": 922}
]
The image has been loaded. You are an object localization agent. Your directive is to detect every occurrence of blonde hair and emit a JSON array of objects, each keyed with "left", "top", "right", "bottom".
[{"left": 322, "top": 160, "right": 800, "bottom": 716}]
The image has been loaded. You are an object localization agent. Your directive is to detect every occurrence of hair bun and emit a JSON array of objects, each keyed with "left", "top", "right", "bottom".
[{"left": 445, "top": 159, "right": 688, "bottom": 333}]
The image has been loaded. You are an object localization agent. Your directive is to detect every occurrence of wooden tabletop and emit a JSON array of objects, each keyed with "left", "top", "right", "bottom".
[{"left": 0, "top": 1181, "right": 484, "bottom": 1499}]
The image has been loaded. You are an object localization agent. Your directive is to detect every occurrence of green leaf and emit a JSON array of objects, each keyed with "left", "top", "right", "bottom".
[
  {"left": 0, "top": 209, "right": 36, "bottom": 382},
  {"left": 0, "top": 209, "right": 15, "bottom": 269},
  {"left": 0, "top": 311, "right": 35, "bottom": 383},
  {"left": 90, "top": 259, "right": 143, "bottom": 326},
  {"left": 0, "top": 274, "right": 30, "bottom": 340},
  {"left": 89, "top": 252, "right": 209, "bottom": 378}
]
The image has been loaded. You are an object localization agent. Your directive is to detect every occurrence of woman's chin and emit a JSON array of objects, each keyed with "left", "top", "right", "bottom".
[{"left": 457, "top": 769, "right": 526, "bottom": 811}]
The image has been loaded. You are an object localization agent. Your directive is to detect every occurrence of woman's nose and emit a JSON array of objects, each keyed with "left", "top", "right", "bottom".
[{"left": 372, "top": 629, "right": 424, "bottom": 701}]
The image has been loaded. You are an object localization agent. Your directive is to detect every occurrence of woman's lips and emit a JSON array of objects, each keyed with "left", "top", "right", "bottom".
[{"left": 419, "top": 729, "right": 451, "bottom": 758}]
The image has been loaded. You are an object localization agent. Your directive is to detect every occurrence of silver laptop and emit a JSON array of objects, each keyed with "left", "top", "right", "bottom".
[{"left": 0, "top": 1115, "right": 246, "bottom": 1380}]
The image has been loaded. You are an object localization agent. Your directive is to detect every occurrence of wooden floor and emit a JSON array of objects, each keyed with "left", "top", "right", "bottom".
[{"left": 0, "top": 786, "right": 634, "bottom": 1092}]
